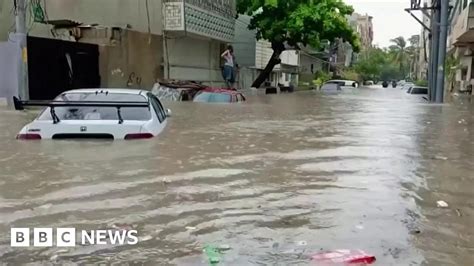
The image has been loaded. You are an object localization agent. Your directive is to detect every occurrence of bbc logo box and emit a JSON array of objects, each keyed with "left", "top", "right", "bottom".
[
  {"left": 11, "top": 228, "right": 76, "bottom": 247},
  {"left": 11, "top": 227, "right": 138, "bottom": 247}
]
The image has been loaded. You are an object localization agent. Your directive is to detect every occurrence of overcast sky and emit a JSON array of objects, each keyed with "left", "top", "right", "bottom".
[{"left": 344, "top": 0, "right": 422, "bottom": 47}]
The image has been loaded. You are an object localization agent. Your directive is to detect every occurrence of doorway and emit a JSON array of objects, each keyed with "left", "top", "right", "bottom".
[{"left": 27, "top": 36, "right": 100, "bottom": 100}]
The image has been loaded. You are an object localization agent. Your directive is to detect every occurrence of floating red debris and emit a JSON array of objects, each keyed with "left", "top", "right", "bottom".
[{"left": 311, "top": 249, "right": 376, "bottom": 264}]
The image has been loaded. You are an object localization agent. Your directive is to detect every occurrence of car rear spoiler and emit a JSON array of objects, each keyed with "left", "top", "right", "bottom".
[{"left": 13, "top": 96, "right": 150, "bottom": 124}]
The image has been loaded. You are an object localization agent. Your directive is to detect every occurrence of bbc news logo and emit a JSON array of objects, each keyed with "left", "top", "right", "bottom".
[{"left": 11, "top": 228, "right": 138, "bottom": 247}]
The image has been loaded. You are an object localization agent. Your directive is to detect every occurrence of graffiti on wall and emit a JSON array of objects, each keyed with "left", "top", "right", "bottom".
[{"left": 127, "top": 72, "right": 142, "bottom": 88}]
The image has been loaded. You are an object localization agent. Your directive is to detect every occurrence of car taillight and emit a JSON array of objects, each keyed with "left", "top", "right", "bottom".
[
  {"left": 16, "top": 133, "right": 42, "bottom": 140},
  {"left": 124, "top": 133, "right": 154, "bottom": 140}
]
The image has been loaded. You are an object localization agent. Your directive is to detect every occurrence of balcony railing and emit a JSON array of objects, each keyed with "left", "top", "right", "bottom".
[{"left": 163, "top": 0, "right": 236, "bottom": 42}]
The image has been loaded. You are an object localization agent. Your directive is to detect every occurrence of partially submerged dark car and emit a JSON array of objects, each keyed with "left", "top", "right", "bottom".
[
  {"left": 193, "top": 88, "right": 246, "bottom": 103},
  {"left": 151, "top": 81, "right": 205, "bottom": 101}
]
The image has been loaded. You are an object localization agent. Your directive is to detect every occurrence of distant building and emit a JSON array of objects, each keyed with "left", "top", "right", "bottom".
[
  {"left": 349, "top": 13, "right": 374, "bottom": 52},
  {"left": 331, "top": 12, "right": 373, "bottom": 75}
]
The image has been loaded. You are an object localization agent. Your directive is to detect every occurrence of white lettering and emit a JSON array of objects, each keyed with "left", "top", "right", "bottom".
[
  {"left": 108, "top": 230, "right": 127, "bottom": 245},
  {"left": 81, "top": 230, "right": 95, "bottom": 245},
  {"left": 127, "top": 230, "right": 138, "bottom": 245},
  {"left": 96, "top": 230, "right": 107, "bottom": 245},
  {"left": 11, "top": 228, "right": 30, "bottom": 247},
  {"left": 57, "top": 228, "right": 76, "bottom": 247},
  {"left": 33, "top": 228, "right": 53, "bottom": 247}
]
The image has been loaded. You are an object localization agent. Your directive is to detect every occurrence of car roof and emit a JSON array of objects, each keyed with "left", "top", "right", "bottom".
[
  {"left": 62, "top": 88, "right": 148, "bottom": 95},
  {"left": 328, "top": 79, "right": 355, "bottom": 82},
  {"left": 200, "top": 88, "right": 243, "bottom": 95}
]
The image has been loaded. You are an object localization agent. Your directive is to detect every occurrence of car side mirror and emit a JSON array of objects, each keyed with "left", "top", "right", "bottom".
[{"left": 165, "top": 108, "right": 172, "bottom": 117}]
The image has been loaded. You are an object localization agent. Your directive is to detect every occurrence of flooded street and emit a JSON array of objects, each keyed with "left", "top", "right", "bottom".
[{"left": 0, "top": 86, "right": 473, "bottom": 265}]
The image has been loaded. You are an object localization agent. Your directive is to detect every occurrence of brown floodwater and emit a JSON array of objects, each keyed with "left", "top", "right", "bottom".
[{"left": 0, "top": 86, "right": 473, "bottom": 265}]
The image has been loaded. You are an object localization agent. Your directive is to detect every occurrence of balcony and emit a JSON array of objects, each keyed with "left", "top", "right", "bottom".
[
  {"left": 450, "top": 1, "right": 474, "bottom": 47},
  {"left": 163, "top": 0, "right": 235, "bottom": 42}
]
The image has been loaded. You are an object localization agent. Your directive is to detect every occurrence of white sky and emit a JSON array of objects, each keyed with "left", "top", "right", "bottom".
[{"left": 344, "top": 0, "right": 422, "bottom": 47}]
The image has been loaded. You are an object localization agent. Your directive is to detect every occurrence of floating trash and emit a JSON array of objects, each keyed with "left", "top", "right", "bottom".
[
  {"left": 437, "top": 200, "right": 449, "bottom": 208},
  {"left": 311, "top": 249, "right": 376, "bottom": 264},
  {"left": 297, "top": 240, "right": 307, "bottom": 246},
  {"left": 432, "top": 155, "right": 448, "bottom": 161}
]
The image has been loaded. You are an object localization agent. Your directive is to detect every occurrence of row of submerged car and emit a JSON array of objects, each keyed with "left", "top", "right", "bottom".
[
  {"left": 14, "top": 83, "right": 246, "bottom": 140},
  {"left": 319, "top": 79, "right": 360, "bottom": 93},
  {"left": 380, "top": 80, "right": 428, "bottom": 96},
  {"left": 397, "top": 81, "right": 429, "bottom": 95}
]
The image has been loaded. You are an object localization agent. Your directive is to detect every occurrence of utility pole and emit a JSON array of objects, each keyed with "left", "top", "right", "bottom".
[
  {"left": 435, "top": 0, "right": 449, "bottom": 103},
  {"left": 15, "top": 0, "right": 29, "bottom": 100},
  {"left": 431, "top": 7, "right": 440, "bottom": 102}
]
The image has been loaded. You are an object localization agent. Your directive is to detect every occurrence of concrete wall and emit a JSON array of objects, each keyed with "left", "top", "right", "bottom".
[
  {"left": 299, "top": 53, "right": 323, "bottom": 83},
  {"left": 1, "top": 0, "right": 163, "bottom": 41},
  {"left": 42, "top": 0, "right": 162, "bottom": 34},
  {"left": 237, "top": 67, "right": 257, "bottom": 90},
  {"left": 0, "top": 40, "right": 19, "bottom": 103},
  {"left": 0, "top": 0, "right": 14, "bottom": 41},
  {"left": 167, "top": 35, "right": 224, "bottom": 86},
  {"left": 233, "top": 15, "right": 256, "bottom": 67},
  {"left": 96, "top": 30, "right": 164, "bottom": 90}
]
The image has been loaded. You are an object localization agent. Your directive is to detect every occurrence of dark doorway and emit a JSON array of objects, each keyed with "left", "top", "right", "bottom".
[{"left": 27, "top": 36, "right": 100, "bottom": 100}]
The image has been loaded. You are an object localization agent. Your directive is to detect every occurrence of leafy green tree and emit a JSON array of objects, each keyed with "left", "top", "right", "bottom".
[
  {"left": 353, "top": 47, "right": 387, "bottom": 81},
  {"left": 406, "top": 35, "right": 420, "bottom": 79},
  {"left": 380, "top": 64, "right": 403, "bottom": 81},
  {"left": 389, "top": 36, "right": 407, "bottom": 77},
  {"left": 237, "top": 0, "right": 360, "bottom": 88}
]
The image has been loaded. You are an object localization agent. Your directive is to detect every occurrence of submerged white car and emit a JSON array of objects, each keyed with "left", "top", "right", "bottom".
[
  {"left": 326, "top": 79, "right": 359, "bottom": 88},
  {"left": 14, "top": 89, "right": 171, "bottom": 140}
]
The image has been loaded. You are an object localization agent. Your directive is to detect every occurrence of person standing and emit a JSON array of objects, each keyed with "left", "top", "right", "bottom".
[{"left": 221, "top": 45, "right": 235, "bottom": 89}]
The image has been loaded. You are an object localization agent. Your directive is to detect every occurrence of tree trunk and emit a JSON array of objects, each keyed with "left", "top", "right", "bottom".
[{"left": 251, "top": 42, "right": 285, "bottom": 88}]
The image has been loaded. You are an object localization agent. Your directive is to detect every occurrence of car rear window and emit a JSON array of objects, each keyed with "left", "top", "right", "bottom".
[
  {"left": 38, "top": 92, "right": 151, "bottom": 121},
  {"left": 411, "top": 87, "right": 428, "bottom": 94},
  {"left": 194, "top": 92, "right": 231, "bottom": 103}
]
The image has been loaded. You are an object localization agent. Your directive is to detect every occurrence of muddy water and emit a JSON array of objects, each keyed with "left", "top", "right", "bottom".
[{"left": 0, "top": 87, "right": 473, "bottom": 265}]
